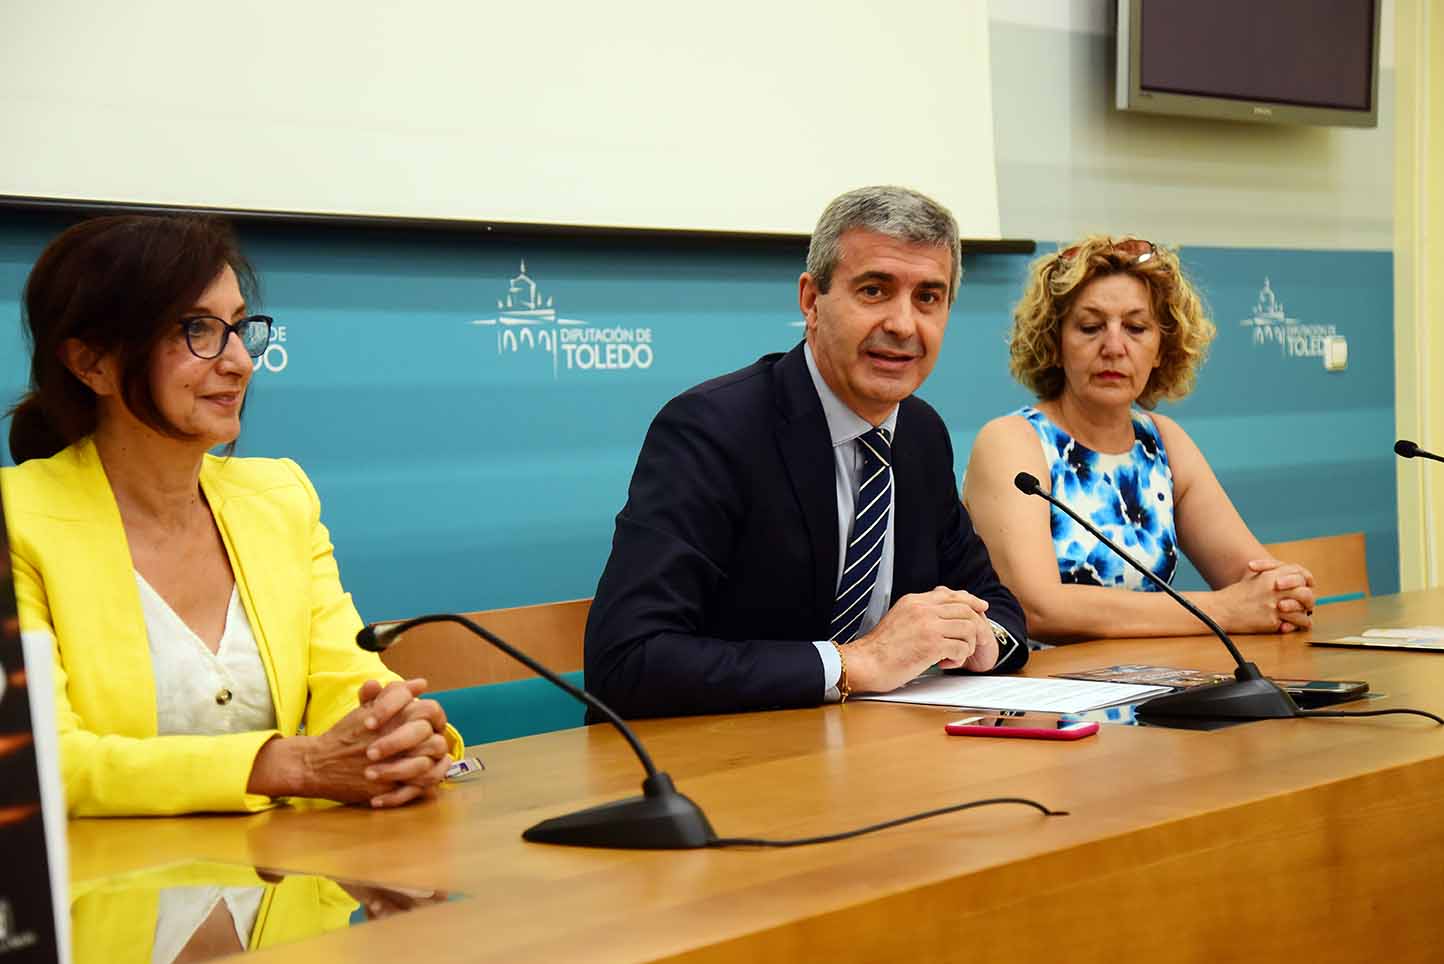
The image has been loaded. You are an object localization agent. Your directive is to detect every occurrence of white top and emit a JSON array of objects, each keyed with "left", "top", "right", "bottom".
[
  {"left": 152, "top": 886, "right": 264, "bottom": 964},
  {"left": 135, "top": 572, "right": 277, "bottom": 736}
]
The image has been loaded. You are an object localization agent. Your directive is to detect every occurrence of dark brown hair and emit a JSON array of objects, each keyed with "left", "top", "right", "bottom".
[{"left": 8, "top": 215, "right": 257, "bottom": 463}]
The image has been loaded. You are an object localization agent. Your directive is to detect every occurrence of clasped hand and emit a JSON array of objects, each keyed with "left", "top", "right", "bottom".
[
  {"left": 844, "top": 586, "right": 1000, "bottom": 694},
  {"left": 251, "top": 678, "right": 452, "bottom": 808},
  {"left": 333, "top": 678, "right": 452, "bottom": 807},
  {"left": 1224, "top": 558, "right": 1316, "bottom": 634}
]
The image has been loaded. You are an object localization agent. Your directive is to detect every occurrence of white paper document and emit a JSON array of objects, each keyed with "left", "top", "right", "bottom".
[
  {"left": 1314, "top": 626, "right": 1444, "bottom": 652},
  {"left": 857, "top": 674, "right": 1172, "bottom": 714},
  {"left": 1361, "top": 627, "right": 1444, "bottom": 640}
]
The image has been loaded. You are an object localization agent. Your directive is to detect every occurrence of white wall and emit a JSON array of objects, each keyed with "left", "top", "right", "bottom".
[
  {"left": 988, "top": 0, "right": 1394, "bottom": 249},
  {"left": 0, "top": 0, "right": 1003, "bottom": 238}
]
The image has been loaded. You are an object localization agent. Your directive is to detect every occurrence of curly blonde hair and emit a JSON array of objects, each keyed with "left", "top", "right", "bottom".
[{"left": 1008, "top": 236, "right": 1216, "bottom": 409}]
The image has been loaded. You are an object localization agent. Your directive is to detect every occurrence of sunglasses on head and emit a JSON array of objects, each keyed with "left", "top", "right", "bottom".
[{"left": 1055, "top": 238, "right": 1157, "bottom": 267}]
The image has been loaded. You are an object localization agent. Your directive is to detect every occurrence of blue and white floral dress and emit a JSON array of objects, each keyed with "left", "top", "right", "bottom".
[{"left": 1017, "top": 406, "right": 1179, "bottom": 590}]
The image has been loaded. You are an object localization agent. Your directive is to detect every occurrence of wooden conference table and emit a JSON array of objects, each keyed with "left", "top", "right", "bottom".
[{"left": 70, "top": 591, "right": 1444, "bottom": 962}]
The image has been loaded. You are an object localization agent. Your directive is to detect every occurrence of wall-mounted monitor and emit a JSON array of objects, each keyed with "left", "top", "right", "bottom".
[{"left": 1115, "top": 0, "right": 1380, "bottom": 128}]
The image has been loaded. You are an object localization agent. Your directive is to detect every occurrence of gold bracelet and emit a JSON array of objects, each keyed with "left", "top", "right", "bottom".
[{"left": 833, "top": 642, "right": 851, "bottom": 703}]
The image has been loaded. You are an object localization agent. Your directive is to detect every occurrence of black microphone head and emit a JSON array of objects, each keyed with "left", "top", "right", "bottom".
[
  {"left": 1013, "top": 472, "right": 1041, "bottom": 495},
  {"left": 1396, "top": 439, "right": 1419, "bottom": 459},
  {"left": 356, "top": 622, "right": 402, "bottom": 652}
]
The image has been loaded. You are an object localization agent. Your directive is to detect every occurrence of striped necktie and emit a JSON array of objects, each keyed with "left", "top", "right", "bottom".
[{"left": 831, "top": 426, "right": 892, "bottom": 643}]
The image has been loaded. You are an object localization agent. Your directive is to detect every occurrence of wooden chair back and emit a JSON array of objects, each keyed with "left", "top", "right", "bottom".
[
  {"left": 378, "top": 597, "right": 591, "bottom": 689},
  {"left": 1262, "top": 532, "right": 1370, "bottom": 604}
]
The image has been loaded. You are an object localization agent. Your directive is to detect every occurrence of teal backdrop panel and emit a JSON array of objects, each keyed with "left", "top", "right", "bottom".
[
  {"left": 1155, "top": 247, "right": 1396, "bottom": 596},
  {"left": 0, "top": 213, "right": 1396, "bottom": 627}
]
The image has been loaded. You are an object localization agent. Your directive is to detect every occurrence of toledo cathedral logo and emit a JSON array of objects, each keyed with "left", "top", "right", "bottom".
[
  {"left": 1239, "top": 277, "right": 1338, "bottom": 361},
  {"left": 470, "top": 262, "right": 655, "bottom": 377}
]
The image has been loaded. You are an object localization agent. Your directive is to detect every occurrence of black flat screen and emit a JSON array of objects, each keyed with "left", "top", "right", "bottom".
[{"left": 1139, "top": 0, "right": 1375, "bottom": 111}]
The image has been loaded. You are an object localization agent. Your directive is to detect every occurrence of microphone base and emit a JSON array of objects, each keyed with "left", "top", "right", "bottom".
[
  {"left": 1136, "top": 663, "right": 1300, "bottom": 723},
  {"left": 522, "top": 772, "right": 717, "bottom": 850}
]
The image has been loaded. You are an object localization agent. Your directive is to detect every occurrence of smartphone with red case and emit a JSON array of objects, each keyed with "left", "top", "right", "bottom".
[{"left": 944, "top": 713, "right": 1099, "bottom": 740}]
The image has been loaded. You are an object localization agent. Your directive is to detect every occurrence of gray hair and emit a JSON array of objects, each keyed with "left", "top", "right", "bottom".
[{"left": 806, "top": 186, "right": 962, "bottom": 305}]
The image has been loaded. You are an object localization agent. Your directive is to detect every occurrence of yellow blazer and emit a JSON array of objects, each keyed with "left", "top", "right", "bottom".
[{"left": 1, "top": 437, "right": 462, "bottom": 816}]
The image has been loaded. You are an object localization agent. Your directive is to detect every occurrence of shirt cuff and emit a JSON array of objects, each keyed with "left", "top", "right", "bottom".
[
  {"left": 813, "top": 640, "right": 843, "bottom": 701},
  {"left": 987, "top": 619, "right": 1021, "bottom": 671}
]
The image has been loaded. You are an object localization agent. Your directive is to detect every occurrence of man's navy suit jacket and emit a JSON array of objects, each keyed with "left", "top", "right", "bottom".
[{"left": 584, "top": 344, "right": 1027, "bottom": 718}]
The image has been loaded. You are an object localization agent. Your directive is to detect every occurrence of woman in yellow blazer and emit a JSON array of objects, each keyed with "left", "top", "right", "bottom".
[{"left": 2, "top": 215, "right": 462, "bottom": 816}]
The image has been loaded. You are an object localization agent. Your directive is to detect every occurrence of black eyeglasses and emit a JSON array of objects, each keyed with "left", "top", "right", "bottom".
[{"left": 178, "top": 315, "right": 273, "bottom": 360}]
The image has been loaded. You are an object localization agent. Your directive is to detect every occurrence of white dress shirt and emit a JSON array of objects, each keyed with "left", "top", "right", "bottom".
[
  {"left": 803, "top": 345, "right": 898, "bottom": 699},
  {"left": 803, "top": 345, "right": 1016, "bottom": 698}
]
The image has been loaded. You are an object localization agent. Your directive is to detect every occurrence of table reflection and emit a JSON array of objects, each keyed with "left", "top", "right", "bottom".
[
  {"left": 1061, "top": 702, "right": 1239, "bottom": 730},
  {"left": 71, "top": 861, "right": 456, "bottom": 963}
]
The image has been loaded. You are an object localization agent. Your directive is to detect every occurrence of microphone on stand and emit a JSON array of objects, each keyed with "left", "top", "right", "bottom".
[
  {"left": 357, "top": 615, "right": 716, "bottom": 850},
  {"left": 1395, "top": 439, "right": 1444, "bottom": 464},
  {"left": 1011, "top": 472, "right": 1300, "bottom": 723}
]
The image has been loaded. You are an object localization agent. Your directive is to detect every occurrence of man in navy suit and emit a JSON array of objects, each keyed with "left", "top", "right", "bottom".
[{"left": 585, "top": 186, "right": 1027, "bottom": 718}]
